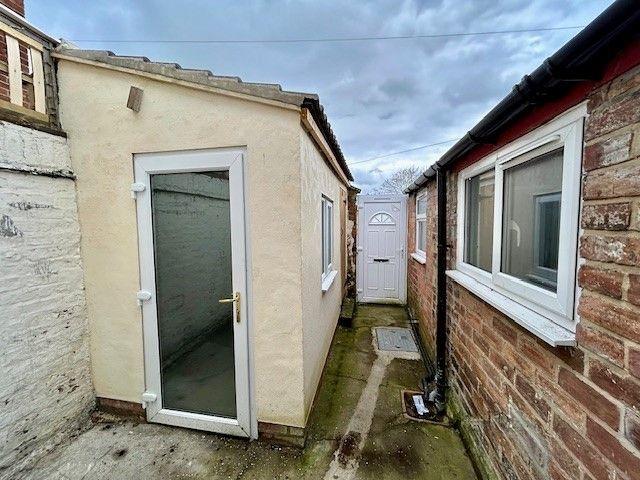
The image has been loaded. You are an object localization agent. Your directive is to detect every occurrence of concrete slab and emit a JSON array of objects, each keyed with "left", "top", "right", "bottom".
[
  {"left": 22, "top": 305, "right": 477, "bottom": 480},
  {"left": 352, "top": 305, "right": 410, "bottom": 328},
  {"left": 357, "top": 360, "right": 477, "bottom": 480}
]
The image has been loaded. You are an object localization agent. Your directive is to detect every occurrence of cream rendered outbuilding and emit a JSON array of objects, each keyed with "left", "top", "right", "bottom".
[{"left": 54, "top": 49, "right": 352, "bottom": 440}]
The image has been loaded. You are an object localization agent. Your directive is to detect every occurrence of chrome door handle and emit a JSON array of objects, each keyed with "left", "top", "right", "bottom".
[{"left": 219, "top": 292, "right": 241, "bottom": 323}]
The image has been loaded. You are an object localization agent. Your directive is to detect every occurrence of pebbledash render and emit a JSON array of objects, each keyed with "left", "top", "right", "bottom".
[{"left": 405, "top": 4, "right": 640, "bottom": 480}]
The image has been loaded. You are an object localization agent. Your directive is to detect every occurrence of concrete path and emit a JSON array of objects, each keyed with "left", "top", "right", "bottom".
[{"left": 23, "top": 305, "right": 477, "bottom": 480}]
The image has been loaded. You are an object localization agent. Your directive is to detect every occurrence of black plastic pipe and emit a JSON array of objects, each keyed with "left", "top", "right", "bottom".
[
  {"left": 434, "top": 166, "right": 447, "bottom": 412},
  {"left": 405, "top": 0, "right": 640, "bottom": 195}
]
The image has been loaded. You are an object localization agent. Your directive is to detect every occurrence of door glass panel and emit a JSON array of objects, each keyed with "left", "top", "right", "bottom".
[
  {"left": 501, "top": 148, "right": 563, "bottom": 292},
  {"left": 464, "top": 171, "right": 494, "bottom": 272},
  {"left": 151, "top": 171, "right": 236, "bottom": 418}
]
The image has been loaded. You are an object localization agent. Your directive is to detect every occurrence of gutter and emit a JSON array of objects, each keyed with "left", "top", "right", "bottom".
[
  {"left": 300, "top": 107, "right": 351, "bottom": 186},
  {"left": 403, "top": 165, "right": 436, "bottom": 194},
  {"left": 0, "top": 4, "right": 59, "bottom": 45},
  {"left": 302, "top": 97, "right": 354, "bottom": 182},
  {"left": 405, "top": 0, "right": 640, "bottom": 194}
]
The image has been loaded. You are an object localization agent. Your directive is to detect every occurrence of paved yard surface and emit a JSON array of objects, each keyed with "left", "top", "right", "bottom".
[{"left": 24, "top": 305, "right": 477, "bottom": 480}]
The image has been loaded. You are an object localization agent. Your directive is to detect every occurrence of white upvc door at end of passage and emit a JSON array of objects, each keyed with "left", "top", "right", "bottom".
[
  {"left": 134, "top": 147, "right": 252, "bottom": 438},
  {"left": 356, "top": 195, "right": 407, "bottom": 304}
]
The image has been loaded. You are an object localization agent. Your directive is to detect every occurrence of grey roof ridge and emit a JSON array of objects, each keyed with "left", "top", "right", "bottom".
[
  {"left": 54, "top": 46, "right": 353, "bottom": 181},
  {"left": 54, "top": 48, "right": 315, "bottom": 107}
]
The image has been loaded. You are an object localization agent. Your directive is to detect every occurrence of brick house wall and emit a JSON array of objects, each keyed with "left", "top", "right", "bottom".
[
  {"left": 0, "top": 3, "right": 91, "bottom": 476},
  {"left": 0, "top": 25, "right": 37, "bottom": 111},
  {"left": 0, "top": 0, "right": 24, "bottom": 16},
  {"left": 345, "top": 186, "right": 359, "bottom": 298},
  {"left": 0, "top": 121, "right": 93, "bottom": 478},
  {"left": 407, "top": 181, "right": 438, "bottom": 353},
  {"left": 407, "top": 56, "right": 640, "bottom": 479},
  {"left": 0, "top": 2, "right": 59, "bottom": 124}
]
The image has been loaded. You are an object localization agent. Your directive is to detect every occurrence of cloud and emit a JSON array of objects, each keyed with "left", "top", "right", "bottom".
[{"left": 27, "top": 0, "right": 611, "bottom": 190}]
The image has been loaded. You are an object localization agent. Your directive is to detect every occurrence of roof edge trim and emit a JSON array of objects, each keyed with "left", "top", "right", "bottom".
[{"left": 53, "top": 52, "right": 304, "bottom": 113}]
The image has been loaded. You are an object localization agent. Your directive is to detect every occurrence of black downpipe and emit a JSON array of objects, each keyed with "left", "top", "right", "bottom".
[{"left": 434, "top": 166, "right": 448, "bottom": 413}]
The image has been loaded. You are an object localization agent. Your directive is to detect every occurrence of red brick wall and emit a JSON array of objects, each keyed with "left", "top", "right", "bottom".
[
  {"left": 407, "top": 182, "right": 438, "bottom": 353},
  {"left": 0, "top": 32, "right": 37, "bottom": 110},
  {"left": 0, "top": 33, "right": 9, "bottom": 101},
  {"left": 407, "top": 63, "right": 640, "bottom": 479},
  {"left": 0, "top": 0, "right": 25, "bottom": 16},
  {"left": 345, "top": 186, "right": 359, "bottom": 297}
]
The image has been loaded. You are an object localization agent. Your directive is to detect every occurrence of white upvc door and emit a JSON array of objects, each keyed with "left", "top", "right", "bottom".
[
  {"left": 134, "top": 148, "right": 251, "bottom": 438},
  {"left": 356, "top": 195, "right": 407, "bottom": 304}
]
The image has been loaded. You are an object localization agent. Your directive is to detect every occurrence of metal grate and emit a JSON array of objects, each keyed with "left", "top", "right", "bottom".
[{"left": 375, "top": 327, "right": 418, "bottom": 353}]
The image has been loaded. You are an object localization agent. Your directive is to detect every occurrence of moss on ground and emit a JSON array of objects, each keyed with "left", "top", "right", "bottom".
[
  {"left": 357, "top": 358, "right": 477, "bottom": 480},
  {"left": 447, "top": 392, "right": 500, "bottom": 480},
  {"left": 35, "top": 305, "right": 477, "bottom": 480}
]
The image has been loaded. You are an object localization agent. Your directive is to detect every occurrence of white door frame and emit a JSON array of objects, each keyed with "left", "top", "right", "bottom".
[
  {"left": 134, "top": 147, "right": 253, "bottom": 438},
  {"left": 356, "top": 194, "right": 408, "bottom": 304}
]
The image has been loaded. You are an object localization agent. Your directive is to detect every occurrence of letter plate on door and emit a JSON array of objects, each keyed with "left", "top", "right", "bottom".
[{"left": 373, "top": 258, "right": 390, "bottom": 262}]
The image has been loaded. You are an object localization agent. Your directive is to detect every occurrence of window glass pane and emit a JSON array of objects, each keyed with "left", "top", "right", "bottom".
[
  {"left": 151, "top": 171, "right": 236, "bottom": 418},
  {"left": 417, "top": 196, "right": 427, "bottom": 215},
  {"left": 535, "top": 194, "right": 560, "bottom": 271},
  {"left": 321, "top": 198, "right": 333, "bottom": 276},
  {"left": 464, "top": 171, "right": 494, "bottom": 272},
  {"left": 327, "top": 203, "right": 333, "bottom": 265},
  {"left": 321, "top": 200, "right": 326, "bottom": 273},
  {"left": 417, "top": 220, "right": 426, "bottom": 252},
  {"left": 501, "top": 148, "right": 563, "bottom": 292}
]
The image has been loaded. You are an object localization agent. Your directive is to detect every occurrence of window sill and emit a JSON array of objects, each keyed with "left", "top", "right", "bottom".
[
  {"left": 446, "top": 269, "right": 576, "bottom": 347},
  {"left": 411, "top": 252, "right": 427, "bottom": 264},
  {"left": 321, "top": 270, "right": 338, "bottom": 293}
]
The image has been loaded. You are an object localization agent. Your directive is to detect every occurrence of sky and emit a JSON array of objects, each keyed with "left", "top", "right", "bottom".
[{"left": 26, "top": 0, "right": 613, "bottom": 192}]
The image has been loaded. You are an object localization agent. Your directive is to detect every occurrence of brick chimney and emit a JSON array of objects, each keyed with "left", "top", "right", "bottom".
[{"left": 0, "top": 0, "right": 25, "bottom": 16}]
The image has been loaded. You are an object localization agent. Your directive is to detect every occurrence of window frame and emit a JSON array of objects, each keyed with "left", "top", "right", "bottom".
[
  {"left": 454, "top": 104, "right": 585, "bottom": 334},
  {"left": 321, "top": 195, "right": 335, "bottom": 286},
  {"left": 461, "top": 166, "right": 495, "bottom": 275},
  {"left": 414, "top": 192, "right": 427, "bottom": 259},
  {"left": 531, "top": 191, "right": 562, "bottom": 287}
]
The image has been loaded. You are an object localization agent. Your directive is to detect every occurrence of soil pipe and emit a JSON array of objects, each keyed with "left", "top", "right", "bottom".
[{"left": 434, "top": 165, "right": 448, "bottom": 413}]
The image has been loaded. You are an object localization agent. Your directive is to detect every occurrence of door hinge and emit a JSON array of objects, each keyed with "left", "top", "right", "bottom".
[
  {"left": 141, "top": 391, "right": 157, "bottom": 409},
  {"left": 136, "top": 290, "right": 152, "bottom": 305},
  {"left": 131, "top": 182, "right": 146, "bottom": 198}
]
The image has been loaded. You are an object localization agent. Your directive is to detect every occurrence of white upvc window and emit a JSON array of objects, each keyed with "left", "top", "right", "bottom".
[
  {"left": 450, "top": 104, "right": 586, "bottom": 346},
  {"left": 321, "top": 195, "right": 337, "bottom": 291},
  {"left": 415, "top": 192, "right": 427, "bottom": 259}
]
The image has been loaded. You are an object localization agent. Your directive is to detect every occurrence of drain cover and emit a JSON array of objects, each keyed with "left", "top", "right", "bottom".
[{"left": 375, "top": 327, "right": 418, "bottom": 353}]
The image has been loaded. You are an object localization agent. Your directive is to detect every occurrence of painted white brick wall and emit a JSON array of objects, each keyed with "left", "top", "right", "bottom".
[{"left": 0, "top": 122, "right": 93, "bottom": 479}]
